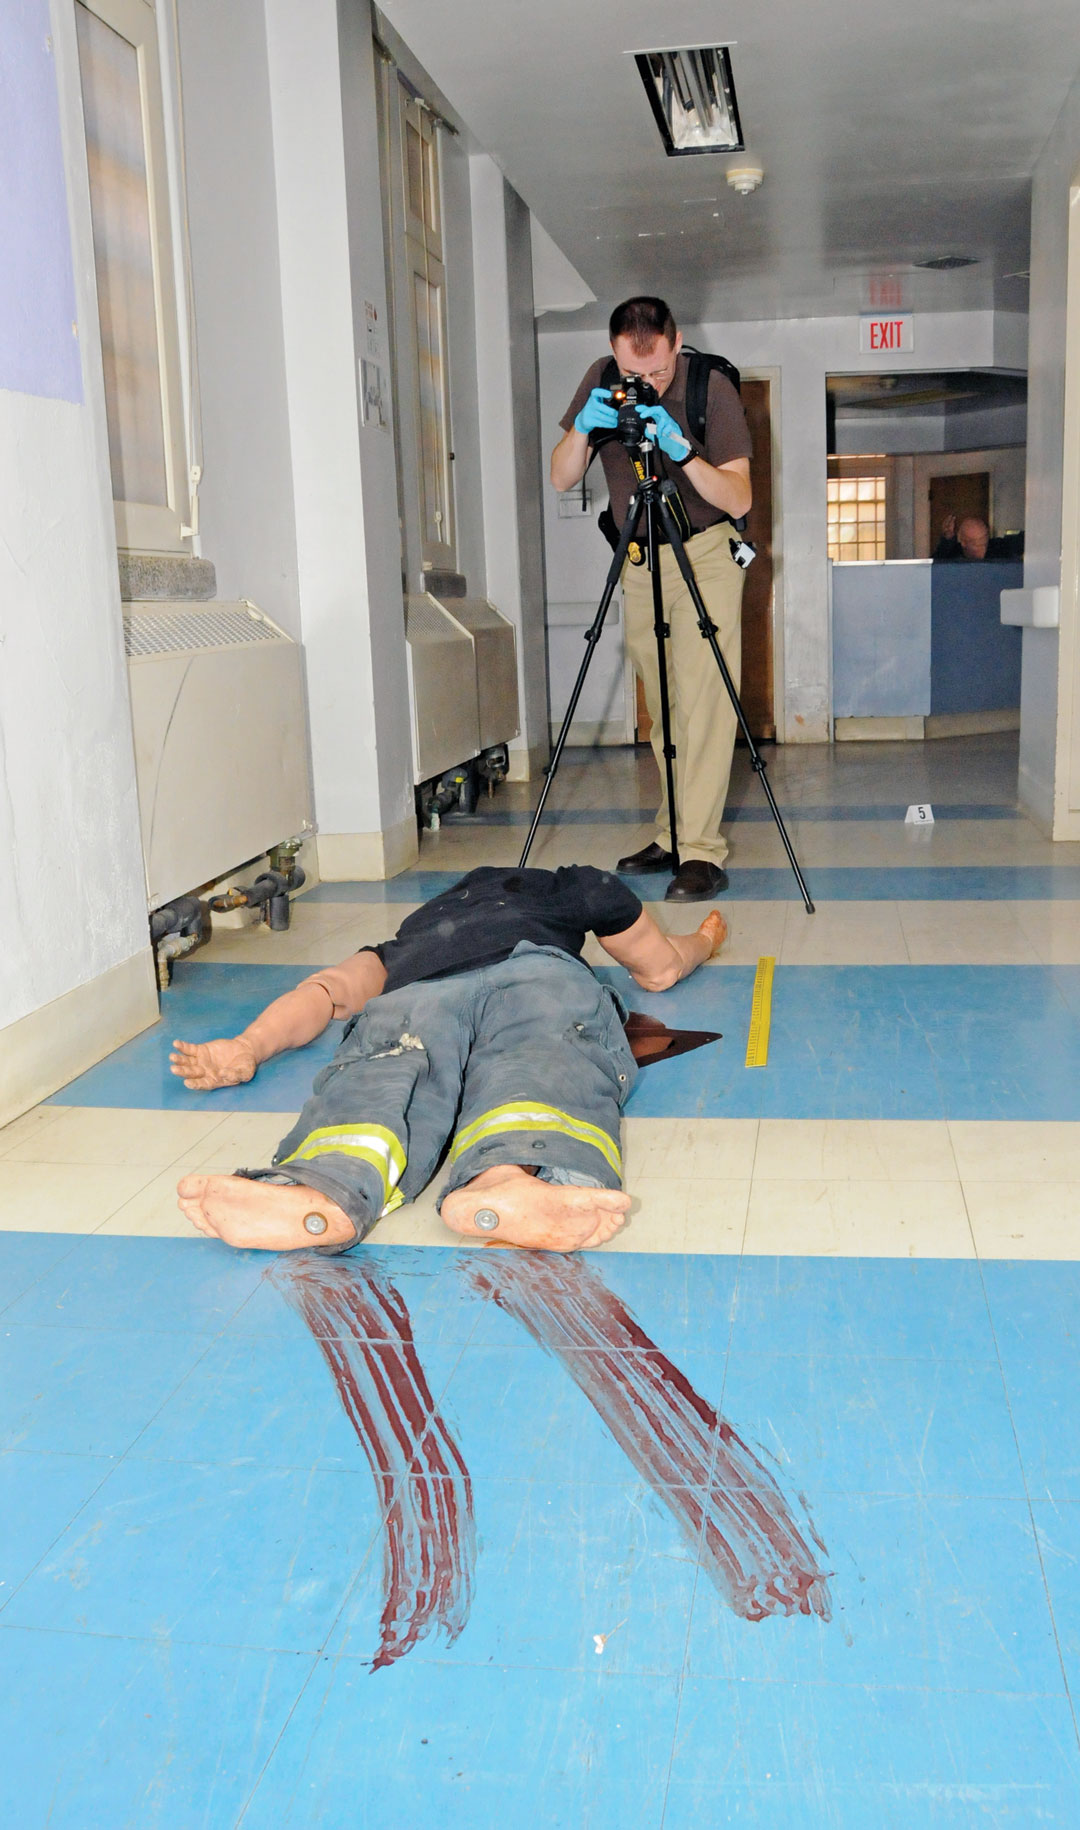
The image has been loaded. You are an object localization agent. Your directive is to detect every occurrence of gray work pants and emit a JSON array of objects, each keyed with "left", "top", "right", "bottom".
[{"left": 239, "top": 944, "right": 637, "bottom": 1250}]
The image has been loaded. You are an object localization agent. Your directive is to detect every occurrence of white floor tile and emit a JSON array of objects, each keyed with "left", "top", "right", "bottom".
[
  {"left": 622, "top": 1118, "right": 759, "bottom": 1181},
  {"left": 172, "top": 1113, "right": 300, "bottom": 1172},
  {"left": 1014, "top": 901, "right": 1080, "bottom": 965},
  {"left": 0, "top": 1162, "right": 156, "bottom": 1233},
  {"left": 948, "top": 1120, "right": 1080, "bottom": 1184},
  {"left": 779, "top": 901, "right": 908, "bottom": 966},
  {"left": 963, "top": 1180, "right": 1080, "bottom": 1259},
  {"left": 2, "top": 1106, "right": 224, "bottom": 1167},
  {"left": 742, "top": 1178, "right": 975, "bottom": 1258},
  {"left": 606, "top": 1177, "right": 749, "bottom": 1254},
  {"left": 97, "top": 1169, "right": 200, "bottom": 1238},
  {"left": 753, "top": 1119, "right": 958, "bottom": 1183},
  {"left": 0, "top": 1105, "right": 63, "bottom": 1158},
  {"left": 898, "top": 901, "right": 1039, "bottom": 965}
]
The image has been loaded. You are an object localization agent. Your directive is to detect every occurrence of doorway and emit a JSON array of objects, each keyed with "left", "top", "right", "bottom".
[
  {"left": 636, "top": 374, "right": 775, "bottom": 742},
  {"left": 929, "top": 471, "right": 990, "bottom": 549}
]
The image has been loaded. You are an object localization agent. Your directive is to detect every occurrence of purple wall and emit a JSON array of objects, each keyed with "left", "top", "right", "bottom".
[{"left": 0, "top": 0, "right": 83, "bottom": 402}]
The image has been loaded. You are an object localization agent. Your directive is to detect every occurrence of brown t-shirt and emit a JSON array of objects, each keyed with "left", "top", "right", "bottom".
[{"left": 560, "top": 351, "right": 752, "bottom": 532}]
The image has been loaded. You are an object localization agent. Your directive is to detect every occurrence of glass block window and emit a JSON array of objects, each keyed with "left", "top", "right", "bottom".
[{"left": 827, "top": 475, "right": 886, "bottom": 561}]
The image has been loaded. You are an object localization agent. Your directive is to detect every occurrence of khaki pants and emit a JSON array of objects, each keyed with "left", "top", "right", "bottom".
[{"left": 621, "top": 522, "right": 745, "bottom": 866}]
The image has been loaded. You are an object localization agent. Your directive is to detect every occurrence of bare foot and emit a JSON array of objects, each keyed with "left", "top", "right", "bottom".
[
  {"left": 699, "top": 910, "right": 728, "bottom": 956},
  {"left": 441, "top": 1166, "right": 630, "bottom": 1252},
  {"left": 176, "top": 1173, "right": 356, "bottom": 1251}
]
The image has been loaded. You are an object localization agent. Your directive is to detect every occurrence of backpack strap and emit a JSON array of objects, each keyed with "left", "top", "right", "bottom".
[{"left": 682, "top": 347, "right": 742, "bottom": 447}]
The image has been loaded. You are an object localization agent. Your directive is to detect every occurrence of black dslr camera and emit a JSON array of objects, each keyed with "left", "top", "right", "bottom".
[{"left": 608, "top": 374, "right": 660, "bottom": 448}]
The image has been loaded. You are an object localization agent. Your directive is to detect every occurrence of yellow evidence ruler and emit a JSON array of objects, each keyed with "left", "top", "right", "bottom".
[{"left": 745, "top": 956, "right": 776, "bottom": 1068}]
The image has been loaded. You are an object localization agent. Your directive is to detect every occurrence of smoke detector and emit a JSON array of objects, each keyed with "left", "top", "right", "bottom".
[{"left": 726, "top": 166, "right": 763, "bottom": 195}]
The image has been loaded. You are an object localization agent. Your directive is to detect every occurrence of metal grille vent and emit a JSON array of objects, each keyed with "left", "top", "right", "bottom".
[{"left": 123, "top": 606, "right": 284, "bottom": 657}]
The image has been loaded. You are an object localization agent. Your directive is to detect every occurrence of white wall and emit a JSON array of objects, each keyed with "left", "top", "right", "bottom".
[
  {"left": 1019, "top": 69, "right": 1080, "bottom": 829},
  {"left": 539, "top": 309, "right": 1021, "bottom": 742},
  {"left": 471, "top": 154, "right": 550, "bottom": 774},
  {"left": 264, "top": 0, "right": 416, "bottom": 874},
  {"left": 175, "top": 0, "right": 301, "bottom": 634},
  {"left": 0, "top": 0, "right": 156, "bottom": 1115}
]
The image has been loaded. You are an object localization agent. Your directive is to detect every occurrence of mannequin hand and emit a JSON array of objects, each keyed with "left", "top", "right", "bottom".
[
  {"left": 635, "top": 402, "right": 693, "bottom": 465},
  {"left": 574, "top": 388, "right": 618, "bottom": 435},
  {"left": 169, "top": 1036, "right": 258, "bottom": 1090}
]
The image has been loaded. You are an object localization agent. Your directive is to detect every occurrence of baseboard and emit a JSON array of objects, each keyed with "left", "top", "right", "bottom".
[
  {"left": 317, "top": 812, "right": 418, "bottom": 881},
  {"left": 834, "top": 716, "right": 926, "bottom": 742},
  {"left": 506, "top": 741, "right": 550, "bottom": 782},
  {"left": 1017, "top": 759, "right": 1054, "bottom": 834},
  {"left": 0, "top": 949, "right": 159, "bottom": 1129},
  {"left": 547, "top": 721, "right": 630, "bottom": 748},
  {"left": 924, "top": 709, "right": 1020, "bottom": 738}
]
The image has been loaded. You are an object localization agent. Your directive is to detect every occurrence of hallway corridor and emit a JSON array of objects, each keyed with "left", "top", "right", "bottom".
[{"left": 4, "top": 734, "right": 1080, "bottom": 1824}]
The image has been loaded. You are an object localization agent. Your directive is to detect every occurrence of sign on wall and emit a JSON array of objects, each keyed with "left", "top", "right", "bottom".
[{"left": 859, "top": 314, "right": 914, "bottom": 354}]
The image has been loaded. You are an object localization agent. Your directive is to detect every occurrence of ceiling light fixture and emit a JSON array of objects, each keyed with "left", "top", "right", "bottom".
[{"left": 631, "top": 45, "right": 744, "bottom": 157}]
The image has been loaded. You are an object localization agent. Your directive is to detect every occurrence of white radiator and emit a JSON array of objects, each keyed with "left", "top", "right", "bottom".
[{"left": 124, "top": 600, "right": 313, "bottom": 909}]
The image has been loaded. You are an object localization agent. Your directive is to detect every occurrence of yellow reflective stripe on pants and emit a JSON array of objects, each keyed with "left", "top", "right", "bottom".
[
  {"left": 281, "top": 1124, "right": 407, "bottom": 1205},
  {"left": 448, "top": 1101, "right": 621, "bottom": 1179}
]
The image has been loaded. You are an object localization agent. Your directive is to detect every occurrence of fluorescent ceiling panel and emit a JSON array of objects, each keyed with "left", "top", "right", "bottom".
[{"left": 633, "top": 46, "right": 744, "bottom": 157}]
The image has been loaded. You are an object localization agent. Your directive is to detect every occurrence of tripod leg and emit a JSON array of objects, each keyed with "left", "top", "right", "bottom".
[
  {"left": 519, "top": 496, "right": 644, "bottom": 869},
  {"left": 644, "top": 497, "right": 680, "bottom": 871},
  {"left": 655, "top": 498, "right": 815, "bottom": 914}
]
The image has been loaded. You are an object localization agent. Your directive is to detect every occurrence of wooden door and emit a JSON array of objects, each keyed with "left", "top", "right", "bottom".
[
  {"left": 636, "top": 377, "right": 775, "bottom": 741},
  {"left": 739, "top": 379, "right": 775, "bottom": 740},
  {"left": 929, "top": 472, "right": 990, "bottom": 550}
]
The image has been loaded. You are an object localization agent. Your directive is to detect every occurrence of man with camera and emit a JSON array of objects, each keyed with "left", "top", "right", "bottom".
[{"left": 551, "top": 297, "right": 752, "bottom": 902}]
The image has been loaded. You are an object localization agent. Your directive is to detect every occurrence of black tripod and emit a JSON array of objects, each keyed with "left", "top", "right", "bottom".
[{"left": 519, "top": 434, "right": 815, "bottom": 914}]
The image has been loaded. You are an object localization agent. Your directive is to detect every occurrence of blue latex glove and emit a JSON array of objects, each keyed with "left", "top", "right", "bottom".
[
  {"left": 635, "top": 401, "right": 693, "bottom": 465},
  {"left": 574, "top": 387, "right": 618, "bottom": 435}
]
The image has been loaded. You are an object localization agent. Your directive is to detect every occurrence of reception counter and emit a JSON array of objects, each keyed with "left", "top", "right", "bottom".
[{"left": 831, "top": 558, "right": 1022, "bottom": 732}]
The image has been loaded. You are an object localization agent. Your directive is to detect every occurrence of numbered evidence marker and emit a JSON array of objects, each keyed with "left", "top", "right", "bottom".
[
  {"left": 905, "top": 804, "right": 934, "bottom": 825},
  {"left": 745, "top": 956, "right": 775, "bottom": 1068}
]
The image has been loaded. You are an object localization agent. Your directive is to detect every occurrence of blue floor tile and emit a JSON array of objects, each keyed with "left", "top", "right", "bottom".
[
  {"left": 982, "top": 1260, "right": 1080, "bottom": 1360},
  {"left": 684, "top": 1492, "right": 1060, "bottom": 1696},
  {"left": 48, "top": 963, "right": 340, "bottom": 1112},
  {"left": 232, "top": 1245, "right": 489, "bottom": 1348},
  {"left": 4, "top": 1233, "right": 267, "bottom": 1333},
  {"left": 127, "top": 1330, "right": 466, "bottom": 1474},
  {"left": 991, "top": 1357, "right": 1080, "bottom": 1503},
  {"left": 0, "top": 1624, "right": 308, "bottom": 1830},
  {"left": 730, "top": 1257, "right": 998, "bottom": 1363},
  {"left": 241, "top": 1660, "right": 680, "bottom": 1830},
  {"left": 299, "top": 864, "right": 1080, "bottom": 903},
  {"left": 0, "top": 1233, "right": 80, "bottom": 1315},
  {"left": 1031, "top": 1501, "right": 1080, "bottom": 1699},
  {"left": 0, "top": 1323, "right": 211, "bottom": 1457},
  {"left": 46, "top": 962, "right": 1080, "bottom": 1122},
  {"left": 5, "top": 1457, "right": 382, "bottom": 1652},
  {"left": 610, "top": 965, "right": 1080, "bottom": 1122},
  {"left": 719, "top": 1352, "right": 1024, "bottom": 1497},
  {"left": 434, "top": 1340, "right": 729, "bottom": 1485},
  {"left": 0, "top": 1449, "right": 112, "bottom": 1601},
  {"left": 664, "top": 1680, "right": 1080, "bottom": 1828},
  {"left": 330, "top": 1474, "right": 700, "bottom": 1677}
]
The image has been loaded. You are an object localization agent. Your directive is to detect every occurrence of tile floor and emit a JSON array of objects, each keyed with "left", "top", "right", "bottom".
[{"left": 4, "top": 732, "right": 1080, "bottom": 1826}]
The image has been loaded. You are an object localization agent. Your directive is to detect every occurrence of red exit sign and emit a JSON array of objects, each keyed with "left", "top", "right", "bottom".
[{"left": 860, "top": 314, "right": 914, "bottom": 353}]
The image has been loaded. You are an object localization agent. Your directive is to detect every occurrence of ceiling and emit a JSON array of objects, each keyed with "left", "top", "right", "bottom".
[
  {"left": 829, "top": 370, "right": 1028, "bottom": 418},
  {"left": 376, "top": 0, "right": 1080, "bottom": 330}
]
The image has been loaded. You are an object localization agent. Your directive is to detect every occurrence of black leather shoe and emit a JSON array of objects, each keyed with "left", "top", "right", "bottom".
[
  {"left": 616, "top": 841, "right": 675, "bottom": 873},
  {"left": 664, "top": 860, "right": 729, "bottom": 901}
]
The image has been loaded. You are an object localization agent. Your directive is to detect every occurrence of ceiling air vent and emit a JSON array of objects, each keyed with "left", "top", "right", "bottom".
[
  {"left": 633, "top": 46, "right": 744, "bottom": 157},
  {"left": 914, "top": 256, "right": 978, "bottom": 271}
]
